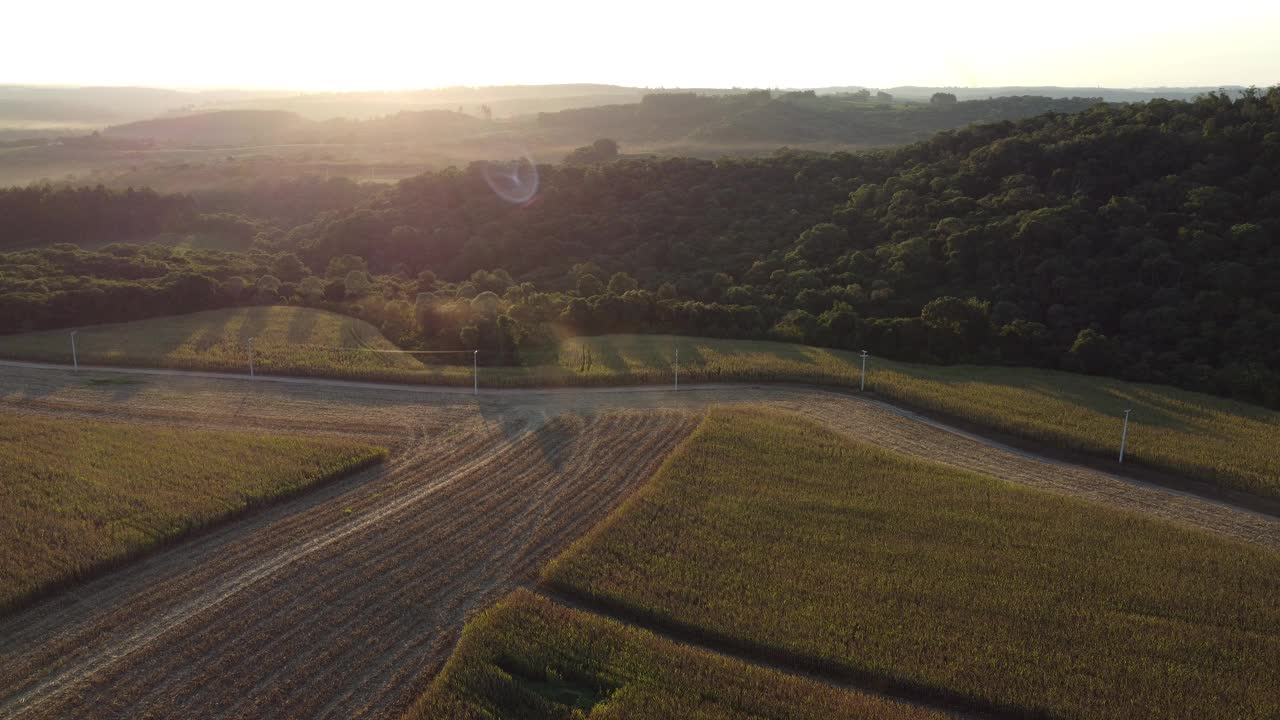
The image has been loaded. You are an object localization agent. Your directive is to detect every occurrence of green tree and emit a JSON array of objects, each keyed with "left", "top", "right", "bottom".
[
  {"left": 298, "top": 276, "right": 326, "bottom": 301},
  {"left": 326, "top": 255, "right": 367, "bottom": 279},
  {"left": 607, "top": 272, "right": 638, "bottom": 294},
  {"left": 271, "top": 253, "right": 308, "bottom": 282},
  {"left": 577, "top": 274, "right": 604, "bottom": 296},
  {"left": 344, "top": 270, "right": 371, "bottom": 297},
  {"left": 793, "top": 223, "right": 846, "bottom": 263},
  {"left": 1069, "top": 328, "right": 1116, "bottom": 375}
]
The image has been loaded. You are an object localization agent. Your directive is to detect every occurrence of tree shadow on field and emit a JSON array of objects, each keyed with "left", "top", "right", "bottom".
[
  {"left": 664, "top": 337, "right": 706, "bottom": 383},
  {"left": 672, "top": 337, "right": 707, "bottom": 366},
  {"left": 0, "top": 373, "right": 60, "bottom": 403},
  {"left": 1125, "top": 385, "right": 1255, "bottom": 424},
  {"left": 188, "top": 310, "right": 237, "bottom": 353},
  {"left": 1013, "top": 379, "right": 1197, "bottom": 434},
  {"left": 587, "top": 340, "right": 630, "bottom": 375},
  {"left": 83, "top": 374, "right": 150, "bottom": 404},
  {"left": 475, "top": 399, "right": 569, "bottom": 473},
  {"left": 233, "top": 307, "right": 272, "bottom": 347},
  {"left": 286, "top": 307, "right": 320, "bottom": 345}
]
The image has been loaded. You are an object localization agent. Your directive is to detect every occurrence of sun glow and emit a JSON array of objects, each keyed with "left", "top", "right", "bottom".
[{"left": 3, "top": 0, "right": 1278, "bottom": 90}]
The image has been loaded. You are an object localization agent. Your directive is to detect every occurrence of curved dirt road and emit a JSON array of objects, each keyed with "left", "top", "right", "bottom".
[{"left": 0, "top": 363, "right": 1276, "bottom": 719}]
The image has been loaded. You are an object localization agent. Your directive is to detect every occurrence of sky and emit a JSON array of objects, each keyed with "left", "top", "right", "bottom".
[{"left": 4, "top": 0, "right": 1278, "bottom": 90}]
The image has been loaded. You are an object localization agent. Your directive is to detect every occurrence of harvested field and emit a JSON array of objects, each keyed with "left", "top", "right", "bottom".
[
  {"left": 0, "top": 364, "right": 1277, "bottom": 719},
  {"left": 0, "top": 404, "right": 697, "bottom": 719}
]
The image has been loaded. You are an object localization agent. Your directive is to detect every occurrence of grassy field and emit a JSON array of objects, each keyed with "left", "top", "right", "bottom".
[
  {"left": 2, "top": 315, "right": 1277, "bottom": 496},
  {"left": 0, "top": 306, "right": 455, "bottom": 383},
  {"left": 544, "top": 407, "right": 1280, "bottom": 720},
  {"left": 406, "top": 589, "right": 948, "bottom": 720},
  {"left": 0, "top": 410, "right": 385, "bottom": 611}
]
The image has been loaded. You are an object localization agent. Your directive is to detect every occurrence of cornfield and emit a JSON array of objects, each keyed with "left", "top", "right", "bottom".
[
  {"left": 545, "top": 407, "right": 1280, "bottom": 720},
  {"left": 0, "top": 409, "right": 385, "bottom": 612}
]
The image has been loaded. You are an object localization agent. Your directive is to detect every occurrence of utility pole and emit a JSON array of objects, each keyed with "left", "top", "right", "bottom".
[
  {"left": 473, "top": 350, "right": 478, "bottom": 396},
  {"left": 248, "top": 337, "right": 255, "bottom": 378},
  {"left": 1119, "top": 409, "right": 1132, "bottom": 463},
  {"left": 674, "top": 346, "right": 679, "bottom": 391},
  {"left": 70, "top": 330, "right": 78, "bottom": 371},
  {"left": 859, "top": 350, "right": 869, "bottom": 391}
]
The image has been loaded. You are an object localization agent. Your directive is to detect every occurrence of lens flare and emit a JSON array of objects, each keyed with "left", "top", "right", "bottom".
[{"left": 481, "top": 145, "right": 539, "bottom": 205}]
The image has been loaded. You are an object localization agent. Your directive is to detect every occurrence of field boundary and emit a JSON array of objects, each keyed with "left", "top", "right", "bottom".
[
  {"left": 1, "top": 447, "right": 387, "bottom": 619},
  {"left": 6, "top": 357, "right": 1278, "bottom": 522},
  {"left": 851, "top": 387, "right": 1280, "bottom": 519},
  {"left": 533, "top": 586, "right": 998, "bottom": 720}
]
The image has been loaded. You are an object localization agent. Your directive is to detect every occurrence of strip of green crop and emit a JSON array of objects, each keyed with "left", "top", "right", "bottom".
[
  {"left": 404, "top": 589, "right": 949, "bottom": 720},
  {"left": 0, "top": 410, "right": 386, "bottom": 612},
  {"left": 544, "top": 407, "right": 1280, "bottom": 720}
]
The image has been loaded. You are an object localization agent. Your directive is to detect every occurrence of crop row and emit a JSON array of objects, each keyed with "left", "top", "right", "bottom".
[{"left": 543, "top": 407, "right": 1280, "bottom": 720}]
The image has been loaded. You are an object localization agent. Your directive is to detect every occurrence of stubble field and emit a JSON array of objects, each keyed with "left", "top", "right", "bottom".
[{"left": 0, "top": 385, "right": 697, "bottom": 719}]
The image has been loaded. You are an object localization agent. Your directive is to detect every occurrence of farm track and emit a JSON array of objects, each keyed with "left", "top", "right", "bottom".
[
  {"left": 1, "top": 364, "right": 1278, "bottom": 719},
  {"left": 770, "top": 395, "right": 1280, "bottom": 551}
]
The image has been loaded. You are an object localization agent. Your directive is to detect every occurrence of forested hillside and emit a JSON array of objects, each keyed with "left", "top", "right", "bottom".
[
  {"left": 2, "top": 88, "right": 1277, "bottom": 405},
  {"left": 537, "top": 91, "right": 1101, "bottom": 145},
  {"left": 0, "top": 92, "right": 1102, "bottom": 192}
]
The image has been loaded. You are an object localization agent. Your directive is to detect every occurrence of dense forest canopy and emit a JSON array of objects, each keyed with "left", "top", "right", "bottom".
[{"left": 2, "top": 88, "right": 1278, "bottom": 405}]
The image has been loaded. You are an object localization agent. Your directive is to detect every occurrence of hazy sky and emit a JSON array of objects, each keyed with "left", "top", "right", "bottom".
[{"left": 5, "top": 0, "right": 1278, "bottom": 90}]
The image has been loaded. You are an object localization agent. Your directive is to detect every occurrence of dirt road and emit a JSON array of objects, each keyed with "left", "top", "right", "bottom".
[{"left": 1, "top": 363, "right": 1276, "bottom": 719}]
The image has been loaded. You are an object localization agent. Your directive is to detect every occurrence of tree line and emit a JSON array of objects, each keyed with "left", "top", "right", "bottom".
[{"left": 1, "top": 87, "right": 1277, "bottom": 405}]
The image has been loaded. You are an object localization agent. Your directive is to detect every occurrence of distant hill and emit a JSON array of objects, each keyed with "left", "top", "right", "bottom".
[
  {"left": 881, "top": 85, "right": 1243, "bottom": 103},
  {"left": 205, "top": 84, "right": 649, "bottom": 120},
  {"left": 0, "top": 83, "right": 1251, "bottom": 192},
  {"left": 0, "top": 83, "right": 1237, "bottom": 133},
  {"left": 104, "top": 110, "right": 310, "bottom": 146},
  {"left": 536, "top": 92, "right": 1103, "bottom": 146},
  {"left": 0, "top": 85, "right": 295, "bottom": 129},
  {"left": 82, "top": 92, "right": 1103, "bottom": 150},
  {"left": 99, "top": 108, "right": 485, "bottom": 148}
]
